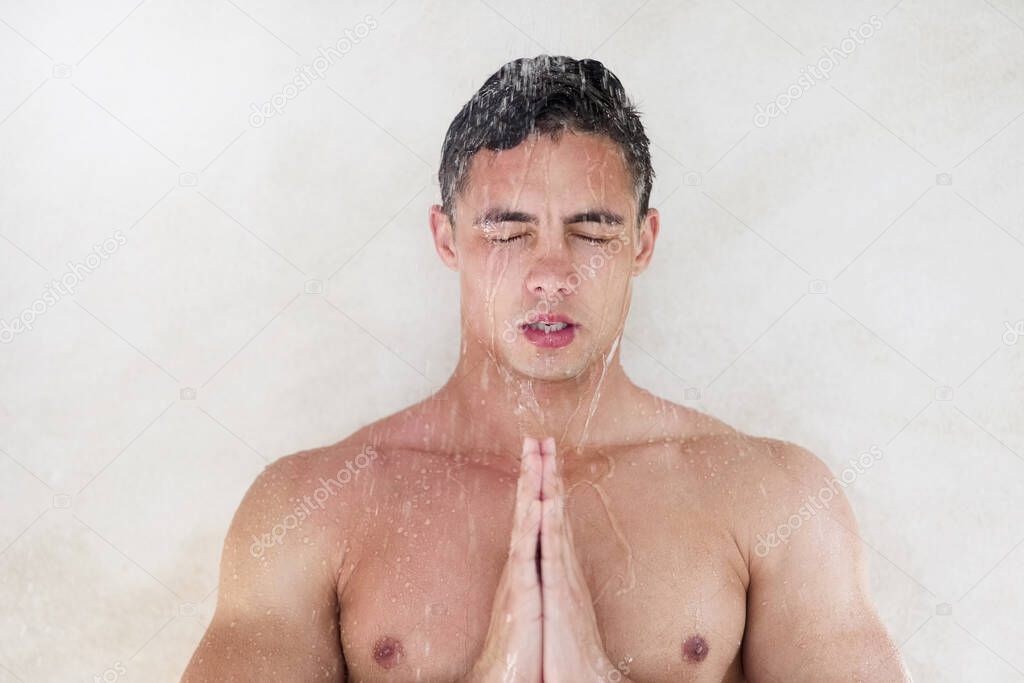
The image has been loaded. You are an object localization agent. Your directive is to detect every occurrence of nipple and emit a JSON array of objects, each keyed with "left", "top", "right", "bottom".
[
  {"left": 682, "top": 633, "right": 709, "bottom": 662},
  {"left": 373, "top": 635, "right": 405, "bottom": 668}
]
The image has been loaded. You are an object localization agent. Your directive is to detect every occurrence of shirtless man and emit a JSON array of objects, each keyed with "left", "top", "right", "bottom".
[{"left": 182, "top": 55, "right": 910, "bottom": 682}]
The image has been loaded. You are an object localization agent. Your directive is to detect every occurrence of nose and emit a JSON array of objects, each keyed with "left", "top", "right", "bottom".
[{"left": 524, "top": 240, "right": 574, "bottom": 300}]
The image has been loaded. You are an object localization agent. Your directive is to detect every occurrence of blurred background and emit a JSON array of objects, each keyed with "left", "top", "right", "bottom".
[{"left": 1, "top": 0, "right": 1023, "bottom": 680}]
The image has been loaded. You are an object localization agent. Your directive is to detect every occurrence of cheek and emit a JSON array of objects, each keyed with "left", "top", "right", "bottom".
[
  {"left": 580, "top": 251, "right": 630, "bottom": 294},
  {"left": 477, "top": 249, "right": 525, "bottom": 299},
  {"left": 460, "top": 249, "right": 520, "bottom": 315}
]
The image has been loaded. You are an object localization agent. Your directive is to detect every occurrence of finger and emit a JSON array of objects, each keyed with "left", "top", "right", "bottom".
[
  {"left": 508, "top": 437, "right": 543, "bottom": 585},
  {"left": 515, "top": 436, "right": 543, "bottom": 517},
  {"left": 538, "top": 437, "right": 559, "bottom": 502},
  {"left": 539, "top": 440, "right": 570, "bottom": 583},
  {"left": 512, "top": 437, "right": 542, "bottom": 540}
]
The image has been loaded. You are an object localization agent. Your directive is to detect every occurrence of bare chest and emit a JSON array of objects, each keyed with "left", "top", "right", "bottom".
[{"left": 337, "top": 450, "right": 749, "bottom": 682}]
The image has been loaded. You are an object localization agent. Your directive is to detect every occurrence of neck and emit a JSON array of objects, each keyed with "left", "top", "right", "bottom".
[{"left": 436, "top": 334, "right": 640, "bottom": 460}]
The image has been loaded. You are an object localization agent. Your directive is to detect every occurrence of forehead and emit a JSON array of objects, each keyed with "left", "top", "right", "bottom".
[{"left": 460, "top": 131, "right": 634, "bottom": 208}]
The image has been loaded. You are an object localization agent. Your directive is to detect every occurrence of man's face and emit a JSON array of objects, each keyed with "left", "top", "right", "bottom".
[{"left": 434, "top": 131, "right": 658, "bottom": 382}]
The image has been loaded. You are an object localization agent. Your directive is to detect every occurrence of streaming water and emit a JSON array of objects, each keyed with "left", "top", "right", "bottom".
[{"left": 186, "top": 55, "right": 677, "bottom": 682}]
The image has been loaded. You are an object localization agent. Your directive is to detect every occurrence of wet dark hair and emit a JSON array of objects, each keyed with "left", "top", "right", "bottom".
[{"left": 438, "top": 55, "right": 655, "bottom": 229}]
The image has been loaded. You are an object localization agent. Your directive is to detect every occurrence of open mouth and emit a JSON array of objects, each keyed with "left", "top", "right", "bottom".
[
  {"left": 522, "top": 321, "right": 572, "bottom": 333},
  {"left": 520, "top": 316, "right": 578, "bottom": 348}
]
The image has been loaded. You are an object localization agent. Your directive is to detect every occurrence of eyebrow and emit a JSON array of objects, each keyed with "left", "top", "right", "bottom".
[{"left": 474, "top": 207, "right": 625, "bottom": 227}]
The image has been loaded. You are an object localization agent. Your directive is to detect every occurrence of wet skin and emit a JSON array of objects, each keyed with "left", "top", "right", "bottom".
[
  {"left": 180, "top": 393, "right": 908, "bottom": 682},
  {"left": 337, "top": 397, "right": 752, "bottom": 681},
  {"left": 182, "top": 131, "right": 909, "bottom": 682}
]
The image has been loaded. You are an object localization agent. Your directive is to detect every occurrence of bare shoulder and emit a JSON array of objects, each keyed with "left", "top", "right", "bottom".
[
  {"left": 665, "top": 403, "right": 843, "bottom": 498},
  {"left": 252, "top": 434, "right": 381, "bottom": 511},
  {"left": 706, "top": 430, "right": 870, "bottom": 583},
  {"left": 182, "top": 435, "right": 385, "bottom": 680},
  {"left": 249, "top": 399, "right": 459, "bottom": 534},
  {"left": 720, "top": 432, "right": 860, "bottom": 525},
  {"left": 654, "top": 404, "right": 863, "bottom": 562},
  {"left": 692, "top": 428, "right": 842, "bottom": 491},
  {"left": 716, "top": 434, "right": 906, "bottom": 678},
  {"left": 235, "top": 431, "right": 383, "bottom": 564}
]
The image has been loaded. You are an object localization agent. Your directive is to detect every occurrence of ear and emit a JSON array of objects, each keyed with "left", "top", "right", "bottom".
[
  {"left": 429, "top": 204, "right": 459, "bottom": 272},
  {"left": 632, "top": 207, "right": 660, "bottom": 276}
]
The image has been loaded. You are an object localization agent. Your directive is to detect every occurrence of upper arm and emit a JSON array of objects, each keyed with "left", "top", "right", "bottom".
[
  {"left": 741, "top": 441, "right": 910, "bottom": 682},
  {"left": 181, "top": 451, "right": 347, "bottom": 682}
]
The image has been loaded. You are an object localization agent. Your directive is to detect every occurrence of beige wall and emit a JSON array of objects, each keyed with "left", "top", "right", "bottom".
[{"left": 1, "top": 0, "right": 1023, "bottom": 680}]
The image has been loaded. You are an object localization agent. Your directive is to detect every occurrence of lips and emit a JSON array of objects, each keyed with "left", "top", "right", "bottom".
[
  {"left": 520, "top": 314, "right": 576, "bottom": 328},
  {"left": 520, "top": 314, "right": 578, "bottom": 348}
]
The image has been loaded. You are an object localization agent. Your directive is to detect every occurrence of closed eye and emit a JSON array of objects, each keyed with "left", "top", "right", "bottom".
[
  {"left": 490, "top": 234, "right": 611, "bottom": 245},
  {"left": 575, "top": 235, "right": 612, "bottom": 245},
  {"left": 490, "top": 234, "right": 526, "bottom": 245}
]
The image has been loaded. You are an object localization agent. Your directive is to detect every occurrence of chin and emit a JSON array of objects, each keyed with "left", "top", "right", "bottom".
[{"left": 497, "top": 347, "right": 592, "bottom": 383}]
